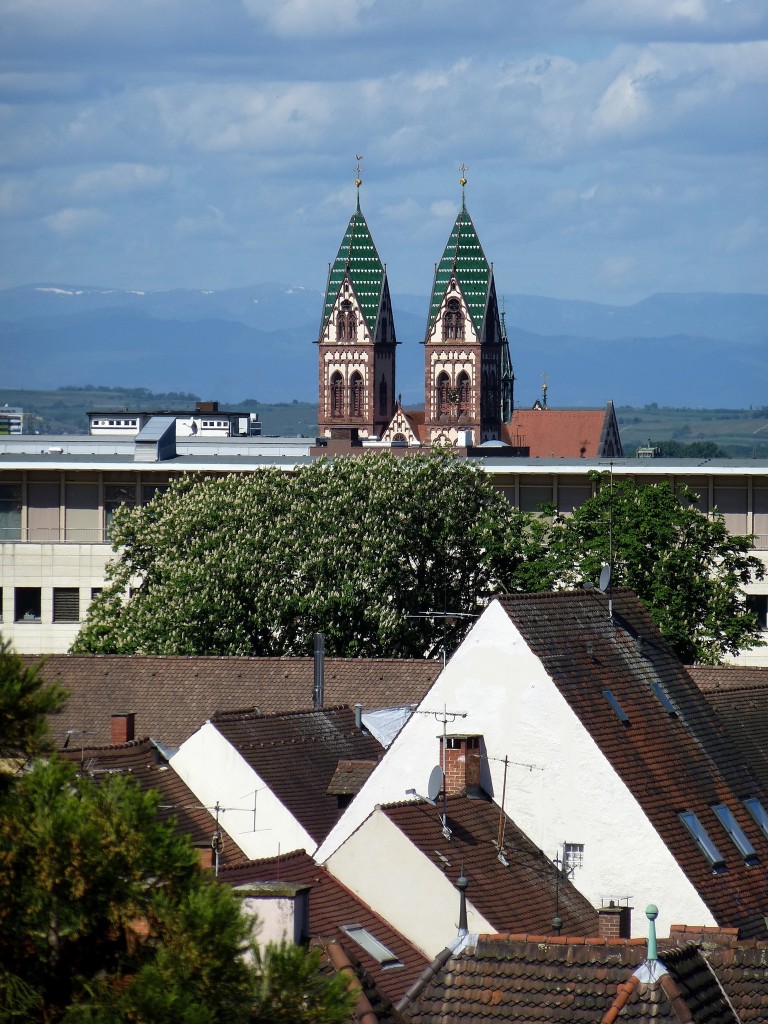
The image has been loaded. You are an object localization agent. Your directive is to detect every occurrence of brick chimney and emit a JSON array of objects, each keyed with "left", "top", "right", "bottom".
[
  {"left": 597, "top": 902, "right": 632, "bottom": 940},
  {"left": 439, "top": 734, "right": 482, "bottom": 797},
  {"left": 111, "top": 711, "right": 135, "bottom": 744}
]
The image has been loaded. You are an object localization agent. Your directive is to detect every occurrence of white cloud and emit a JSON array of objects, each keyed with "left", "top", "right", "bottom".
[
  {"left": 43, "top": 206, "right": 109, "bottom": 235},
  {"left": 71, "top": 163, "right": 169, "bottom": 199}
]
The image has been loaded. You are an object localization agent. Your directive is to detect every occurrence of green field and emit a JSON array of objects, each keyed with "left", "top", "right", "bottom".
[{"left": 2, "top": 388, "right": 768, "bottom": 457}]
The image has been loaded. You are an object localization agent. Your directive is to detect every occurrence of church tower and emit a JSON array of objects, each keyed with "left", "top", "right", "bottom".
[
  {"left": 423, "top": 174, "right": 513, "bottom": 446},
  {"left": 316, "top": 176, "right": 396, "bottom": 439}
]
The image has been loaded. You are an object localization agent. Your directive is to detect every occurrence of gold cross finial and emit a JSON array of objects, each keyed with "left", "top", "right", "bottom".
[
  {"left": 459, "top": 163, "right": 468, "bottom": 187},
  {"left": 355, "top": 155, "right": 363, "bottom": 189}
]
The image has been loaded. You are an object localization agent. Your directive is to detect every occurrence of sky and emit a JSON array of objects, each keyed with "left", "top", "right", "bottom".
[{"left": 1, "top": 0, "right": 767, "bottom": 306}]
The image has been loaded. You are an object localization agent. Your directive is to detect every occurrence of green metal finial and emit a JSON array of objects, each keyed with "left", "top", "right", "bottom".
[{"left": 645, "top": 904, "right": 659, "bottom": 961}]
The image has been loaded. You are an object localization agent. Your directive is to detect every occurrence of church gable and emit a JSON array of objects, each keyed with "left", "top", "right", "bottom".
[
  {"left": 380, "top": 406, "right": 424, "bottom": 447},
  {"left": 321, "top": 200, "right": 386, "bottom": 338}
]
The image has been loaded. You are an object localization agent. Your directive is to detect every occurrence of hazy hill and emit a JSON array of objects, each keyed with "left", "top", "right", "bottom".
[{"left": 1, "top": 284, "right": 766, "bottom": 408}]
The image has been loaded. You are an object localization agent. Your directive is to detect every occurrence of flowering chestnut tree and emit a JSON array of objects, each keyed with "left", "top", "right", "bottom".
[{"left": 73, "top": 453, "right": 546, "bottom": 658}]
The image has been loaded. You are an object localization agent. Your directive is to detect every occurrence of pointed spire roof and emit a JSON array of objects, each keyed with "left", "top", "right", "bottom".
[
  {"left": 322, "top": 197, "right": 386, "bottom": 334},
  {"left": 428, "top": 201, "right": 493, "bottom": 336}
]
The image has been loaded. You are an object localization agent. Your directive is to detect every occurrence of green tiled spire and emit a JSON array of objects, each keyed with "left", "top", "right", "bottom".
[
  {"left": 322, "top": 197, "right": 385, "bottom": 334},
  {"left": 428, "top": 201, "right": 492, "bottom": 337}
]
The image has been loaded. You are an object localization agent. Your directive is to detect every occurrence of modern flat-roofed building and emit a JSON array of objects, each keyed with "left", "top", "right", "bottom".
[{"left": 1, "top": 427, "right": 766, "bottom": 660}]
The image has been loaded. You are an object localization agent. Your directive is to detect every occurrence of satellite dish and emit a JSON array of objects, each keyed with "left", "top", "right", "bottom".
[
  {"left": 598, "top": 564, "right": 611, "bottom": 593},
  {"left": 427, "top": 764, "right": 443, "bottom": 802}
]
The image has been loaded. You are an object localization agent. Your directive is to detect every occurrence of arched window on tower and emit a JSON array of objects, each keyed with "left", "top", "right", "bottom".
[
  {"left": 330, "top": 371, "right": 344, "bottom": 418},
  {"left": 443, "top": 298, "right": 464, "bottom": 341},
  {"left": 457, "top": 371, "right": 471, "bottom": 416},
  {"left": 379, "top": 378, "right": 388, "bottom": 416},
  {"left": 349, "top": 372, "right": 365, "bottom": 418},
  {"left": 337, "top": 300, "right": 356, "bottom": 342},
  {"left": 436, "top": 371, "right": 451, "bottom": 417}
]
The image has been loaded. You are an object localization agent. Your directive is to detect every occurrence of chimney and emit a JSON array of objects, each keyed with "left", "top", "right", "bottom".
[
  {"left": 111, "top": 711, "right": 135, "bottom": 744},
  {"left": 313, "top": 633, "right": 325, "bottom": 709},
  {"left": 598, "top": 901, "right": 632, "bottom": 940},
  {"left": 439, "top": 734, "right": 482, "bottom": 797}
]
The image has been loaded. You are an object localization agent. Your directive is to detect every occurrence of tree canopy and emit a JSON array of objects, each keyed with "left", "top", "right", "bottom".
[
  {"left": 539, "top": 475, "right": 765, "bottom": 664},
  {"left": 0, "top": 642, "right": 355, "bottom": 1023},
  {"left": 72, "top": 455, "right": 764, "bottom": 665},
  {"left": 73, "top": 453, "right": 545, "bottom": 658}
]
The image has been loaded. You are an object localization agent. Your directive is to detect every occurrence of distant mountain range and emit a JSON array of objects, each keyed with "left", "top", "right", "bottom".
[{"left": 2, "top": 284, "right": 766, "bottom": 408}]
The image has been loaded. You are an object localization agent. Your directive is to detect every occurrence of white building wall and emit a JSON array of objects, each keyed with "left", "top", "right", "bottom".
[
  {"left": 317, "top": 601, "right": 714, "bottom": 939},
  {"left": 170, "top": 722, "right": 317, "bottom": 860},
  {"left": 0, "top": 541, "right": 111, "bottom": 653},
  {"left": 326, "top": 810, "right": 494, "bottom": 958}
]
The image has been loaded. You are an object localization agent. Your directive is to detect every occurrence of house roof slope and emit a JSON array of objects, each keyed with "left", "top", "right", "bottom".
[
  {"left": 382, "top": 795, "right": 599, "bottom": 938},
  {"left": 212, "top": 705, "right": 384, "bottom": 845},
  {"left": 497, "top": 590, "right": 768, "bottom": 938},
  {"left": 220, "top": 849, "right": 428, "bottom": 1007},
  {"left": 690, "top": 665, "right": 768, "bottom": 794},
  {"left": 502, "top": 405, "right": 618, "bottom": 458},
  {"left": 402, "top": 934, "right": 755, "bottom": 1022},
  {"left": 59, "top": 737, "right": 242, "bottom": 866},
  {"left": 31, "top": 655, "right": 439, "bottom": 749}
]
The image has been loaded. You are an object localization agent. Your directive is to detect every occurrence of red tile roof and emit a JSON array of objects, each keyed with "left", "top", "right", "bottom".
[
  {"left": 690, "top": 666, "right": 768, "bottom": 794},
  {"left": 29, "top": 655, "right": 439, "bottom": 749},
  {"left": 212, "top": 706, "right": 384, "bottom": 845},
  {"left": 401, "top": 934, "right": 758, "bottom": 1022},
  {"left": 220, "top": 850, "right": 428, "bottom": 1007},
  {"left": 59, "top": 737, "right": 242, "bottom": 866},
  {"left": 502, "top": 405, "right": 620, "bottom": 458},
  {"left": 382, "top": 795, "right": 599, "bottom": 938},
  {"left": 497, "top": 590, "right": 768, "bottom": 939}
]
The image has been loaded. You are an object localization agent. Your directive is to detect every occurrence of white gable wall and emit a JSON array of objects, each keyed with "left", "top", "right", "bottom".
[
  {"left": 316, "top": 601, "right": 714, "bottom": 938},
  {"left": 170, "top": 721, "right": 316, "bottom": 860},
  {"left": 325, "top": 808, "right": 494, "bottom": 958}
]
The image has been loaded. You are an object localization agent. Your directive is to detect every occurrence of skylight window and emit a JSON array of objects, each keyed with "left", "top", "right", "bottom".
[
  {"left": 744, "top": 798, "right": 768, "bottom": 842},
  {"left": 679, "top": 812, "right": 726, "bottom": 870},
  {"left": 602, "top": 690, "right": 629, "bottom": 725},
  {"left": 340, "top": 925, "right": 402, "bottom": 968},
  {"left": 651, "top": 682, "right": 677, "bottom": 717},
  {"left": 712, "top": 804, "right": 757, "bottom": 862}
]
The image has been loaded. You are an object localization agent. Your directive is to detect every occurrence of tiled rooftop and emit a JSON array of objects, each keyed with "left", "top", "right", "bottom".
[
  {"left": 59, "top": 737, "right": 242, "bottom": 866},
  {"left": 382, "top": 795, "right": 599, "bottom": 938},
  {"left": 401, "top": 933, "right": 764, "bottom": 1022},
  {"left": 220, "top": 849, "right": 428, "bottom": 1007},
  {"left": 212, "top": 706, "right": 384, "bottom": 844},
  {"left": 30, "top": 655, "right": 439, "bottom": 748},
  {"left": 322, "top": 202, "right": 386, "bottom": 333},
  {"left": 691, "top": 665, "right": 768, "bottom": 794},
  {"left": 502, "top": 407, "right": 611, "bottom": 458},
  {"left": 498, "top": 590, "right": 768, "bottom": 939}
]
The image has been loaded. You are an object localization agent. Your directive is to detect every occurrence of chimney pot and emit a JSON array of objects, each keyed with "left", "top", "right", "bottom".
[
  {"left": 111, "top": 711, "right": 135, "bottom": 744},
  {"left": 439, "top": 734, "right": 482, "bottom": 797}
]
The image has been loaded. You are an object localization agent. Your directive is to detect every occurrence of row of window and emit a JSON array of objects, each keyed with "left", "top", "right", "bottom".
[
  {"left": 0, "top": 586, "right": 100, "bottom": 624},
  {"left": 680, "top": 799, "right": 768, "bottom": 870},
  {"left": 329, "top": 376, "right": 390, "bottom": 419}
]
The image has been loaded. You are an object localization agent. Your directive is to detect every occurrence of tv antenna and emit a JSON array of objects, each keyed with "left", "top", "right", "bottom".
[{"left": 414, "top": 705, "right": 468, "bottom": 839}]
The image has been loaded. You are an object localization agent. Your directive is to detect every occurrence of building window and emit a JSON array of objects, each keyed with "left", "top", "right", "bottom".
[
  {"left": 53, "top": 587, "right": 80, "bottom": 623},
  {"left": 141, "top": 484, "right": 169, "bottom": 505},
  {"left": 0, "top": 483, "right": 22, "bottom": 541},
  {"left": 105, "top": 484, "right": 137, "bottom": 536},
  {"left": 340, "top": 926, "right": 402, "bottom": 968},
  {"left": 679, "top": 811, "right": 726, "bottom": 870},
  {"left": 744, "top": 798, "right": 768, "bottom": 841},
  {"left": 746, "top": 595, "right": 768, "bottom": 631},
  {"left": 711, "top": 804, "right": 757, "bottom": 862},
  {"left": 457, "top": 371, "right": 471, "bottom": 416},
  {"left": 349, "top": 372, "right": 364, "bottom": 418},
  {"left": 15, "top": 587, "right": 41, "bottom": 622},
  {"left": 443, "top": 298, "right": 464, "bottom": 340},
  {"left": 337, "top": 300, "right": 356, "bottom": 342},
  {"left": 564, "top": 842, "right": 584, "bottom": 874},
  {"left": 330, "top": 372, "right": 344, "bottom": 418},
  {"left": 437, "top": 371, "right": 451, "bottom": 416},
  {"left": 91, "top": 587, "right": 103, "bottom": 601}
]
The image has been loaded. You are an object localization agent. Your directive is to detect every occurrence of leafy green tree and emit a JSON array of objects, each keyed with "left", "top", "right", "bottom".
[
  {"left": 0, "top": 639, "right": 65, "bottom": 785},
  {"left": 652, "top": 439, "right": 728, "bottom": 459},
  {"left": 539, "top": 475, "right": 765, "bottom": 664},
  {"left": 73, "top": 453, "right": 547, "bottom": 658},
  {"left": 251, "top": 942, "right": 357, "bottom": 1024}
]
